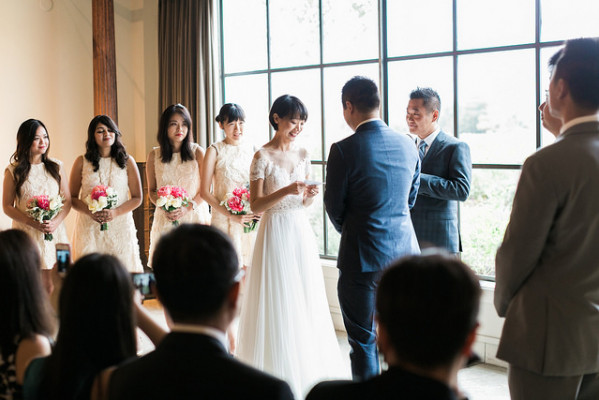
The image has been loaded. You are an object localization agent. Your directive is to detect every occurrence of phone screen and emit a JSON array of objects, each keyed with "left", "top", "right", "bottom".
[
  {"left": 56, "top": 246, "right": 70, "bottom": 273},
  {"left": 131, "top": 272, "right": 156, "bottom": 300}
]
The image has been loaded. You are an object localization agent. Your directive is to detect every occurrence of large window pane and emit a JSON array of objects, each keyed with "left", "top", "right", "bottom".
[
  {"left": 323, "top": 63, "right": 379, "bottom": 158},
  {"left": 458, "top": 50, "right": 536, "bottom": 164},
  {"left": 461, "top": 169, "right": 520, "bottom": 278},
  {"left": 457, "top": 0, "right": 535, "bottom": 50},
  {"left": 224, "top": 74, "right": 270, "bottom": 148},
  {"left": 541, "top": 0, "right": 599, "bottom": 42},
  {"left": 269, "top": 0, "right": 320, "bottom": 68},
  {"left": 388, "top": 57, "right": 454, "bottom": 136},
  {"left": 322, "top": 0, "right": 378, "bottom": 63},
  {"left": 222, "top": 0, "right": 267, "bottom": 73},
  {"left": 271, "top": 69, "right": 323, "bottom": 160},
  {"left": 387, "top": 0, "right": 452, "bottom": 57}
]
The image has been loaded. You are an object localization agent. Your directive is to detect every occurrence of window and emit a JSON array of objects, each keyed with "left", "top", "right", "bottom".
[{"left": 220, "top": 0, "right": 599, "bottom": 278}]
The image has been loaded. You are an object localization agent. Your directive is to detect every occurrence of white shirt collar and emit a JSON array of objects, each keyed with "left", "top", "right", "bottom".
[
  {"left": 170, "top": 323, "right": 228, "bottom": 349},
  {"left": 355, "top": 117, "right": 380, "bottom": 130},
  {"left": 559, "top": 114, "right": 599, "bottom": 136},
  {"left": 416, "top": 127, "right": 441, "bottom": 148}
]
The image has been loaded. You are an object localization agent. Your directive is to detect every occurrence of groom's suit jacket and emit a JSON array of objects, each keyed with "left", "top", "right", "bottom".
[
  {"left": 325, "top": 120, "right": 420, "bottom": 273},
  {"left": 410, "top": 131, "right": 471, "bottom": 253},
  {"left": 108, "top": 332, "right": 294, "bottom": 400},
  {"left": 495, "top": 121, "right": 599, "bottom": 376}
]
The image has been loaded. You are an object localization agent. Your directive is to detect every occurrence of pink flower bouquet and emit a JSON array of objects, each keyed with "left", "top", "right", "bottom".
[
  {"left": 26, "top": 194, "right": 64, "bottom": 241},
  {"left": 85, "top": 185, "right": 118, "bottom": 231},
  {"left": 156, "top": 185, "right": 190, "bottom": 226},
  {"left": 220, "top": 186, "right": 257, "bottom": 233}
]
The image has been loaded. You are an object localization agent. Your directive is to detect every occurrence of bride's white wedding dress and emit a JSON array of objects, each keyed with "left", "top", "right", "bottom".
[{"left": 236, "top": 147, "right": 347, "bottom": 398}]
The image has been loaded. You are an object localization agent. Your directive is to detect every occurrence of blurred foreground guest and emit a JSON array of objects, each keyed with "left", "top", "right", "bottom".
[
  {"left": 307, "top": 252, "right": 481, "bottom": 400},
  {"left": 0, "top": 230, "right": 54, "bottom": 400},
  {"left": 109, "top": 224, "right": 294, "bottom": 400}
]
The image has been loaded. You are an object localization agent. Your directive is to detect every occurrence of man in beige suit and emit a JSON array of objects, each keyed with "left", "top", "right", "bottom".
[{"left": 495, "top": 37, "right": 599, "bottom": 399}]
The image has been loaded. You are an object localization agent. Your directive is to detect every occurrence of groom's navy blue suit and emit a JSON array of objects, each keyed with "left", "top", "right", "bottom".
[{"left": 325, "top": 119, "right": 421, "bottom": 380}]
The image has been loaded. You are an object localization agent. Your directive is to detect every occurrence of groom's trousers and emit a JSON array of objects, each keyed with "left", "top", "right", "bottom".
[{"left": 337, "top": 269, "right": 381, "bottom": 381}]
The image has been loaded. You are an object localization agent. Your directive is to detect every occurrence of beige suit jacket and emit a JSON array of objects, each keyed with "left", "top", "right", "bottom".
[{"left": 495, "top": 121, "right": 599, "bottom": 376}]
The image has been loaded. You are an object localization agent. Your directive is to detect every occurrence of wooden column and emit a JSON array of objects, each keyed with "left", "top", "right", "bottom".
[{"left": 92, "top": 0, "right": 118, "bottom": 123}]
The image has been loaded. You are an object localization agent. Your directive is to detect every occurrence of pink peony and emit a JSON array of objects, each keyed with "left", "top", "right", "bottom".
[
  {"left": 157, "top": 186, "right": 171, "bottom": 197},
  {"left": 227, "top": 196, "right": 244, "bottom": 212},
  {"left": 232, "top": 187, "right": 248, "bottom": 198},
  {"left": 91, "top": 185, "right": 108, "bottom": 201},
  {"left": 170, "top": 186, "right": 187, "bottom": 198},
  {"left": 36, "top": 195, "right": 50, "bottom": 210}
]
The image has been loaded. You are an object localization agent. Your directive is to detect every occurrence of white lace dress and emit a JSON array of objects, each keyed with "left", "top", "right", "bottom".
[
  {"left": 236, "top": 147, "right": 347, "bottom": 398},
  {"left": 5, "top": 160, "right": 69, "bottom": 270},
  {"left": 147, "top": 144, "right": 211, "bottom": 266},
  {"left": 72, "top": 157, "right": 143, "bottom": 272},
  {"left": 209, "top": 140, "right": 256, "bottom": 266}
]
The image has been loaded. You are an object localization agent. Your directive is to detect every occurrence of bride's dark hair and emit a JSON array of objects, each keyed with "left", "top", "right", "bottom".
[
  {"left": 84, "top": 115, "right": 128, "bottom": 172},
  {"left": 10, "top": 119, "right": 61, "bottom": 198}
]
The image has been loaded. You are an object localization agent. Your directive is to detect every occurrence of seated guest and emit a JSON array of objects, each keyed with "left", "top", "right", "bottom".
[
  {"left": 23, "top": 254, "right": 166, "bottom": 400},
  {"left": 0, "top": 230, "right": 54, "bottom": 400},
  {"left": 108, "top": 224, "right": 294, "bottom": 400},
  {"left": 307, "top": 252, "right": 481, "bottom": 400}
]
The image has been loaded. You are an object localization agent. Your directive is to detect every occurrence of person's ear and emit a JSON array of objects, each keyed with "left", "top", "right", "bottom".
[
  {"left": 227, "top": 281, "right": 241, "bottom": 312},
  {"left": 432, "top": 109, "right": 440, "bottom": 123},
  {"left": 461, "top": 322, "right": 479, "bottom": 357},
  {"left": 344, "top": 101, "right": 354, "bottom": 113}
]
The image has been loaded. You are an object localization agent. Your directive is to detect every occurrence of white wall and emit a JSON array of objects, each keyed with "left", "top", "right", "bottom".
[{"left": 0, "top": 0, "right": 158, "bottom": 233}]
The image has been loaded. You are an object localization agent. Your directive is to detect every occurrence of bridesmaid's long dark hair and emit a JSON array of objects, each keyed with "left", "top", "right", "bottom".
[
  {"left": 157, "top": 104, "right": 195, "bottom": 163},
  {"left": 84, "top": 115, "right": 128, "bottom": 172},
  {"left": 10, "top": 119, "right": 61, "bottom": 198}
]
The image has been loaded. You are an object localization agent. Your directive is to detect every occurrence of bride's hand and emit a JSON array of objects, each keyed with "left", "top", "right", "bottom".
[
  {"left": 286, "top": 181, "right": 306, "bottom": 195},
  {"left": 304, "top": 185, "right": 319, "bottom": 198}
]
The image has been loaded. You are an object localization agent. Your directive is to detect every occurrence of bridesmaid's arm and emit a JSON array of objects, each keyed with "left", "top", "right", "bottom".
[
  {"left": 200, "top": 146, "right": 228, "bottom": 216},
  {"left": 47, "top": 164, "right": 72, "bottom": 230},
  {"left": 2, "top": 169, "right": 46, "bottom": 231},
  {"left": 146, "top": 149, "right": 158, "bottom": 206},
  {"left": 70, "top": 156, "right": 91, "bottom": 214},
  {"left": 192, "top": 146, "right": 206, "bottom": 205},
  {"left": 112, "top": 156, "right": 143, "bottom": 218}
]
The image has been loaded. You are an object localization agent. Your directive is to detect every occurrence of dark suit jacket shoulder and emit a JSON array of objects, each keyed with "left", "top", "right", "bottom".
[
  {"left": 411, "top": 131, "right": 471, "bottom": 252},
  {"left": 324, "top": 120, "right": 420, "bottom": 273},
  {"left": 108, "top": 332, "right": 294, "bottom": 400},
  {"left": 306, "top": 367, "right": 457, "bottom": 400}
]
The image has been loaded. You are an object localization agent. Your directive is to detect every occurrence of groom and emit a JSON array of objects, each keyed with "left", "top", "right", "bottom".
[{"left": 325, "top": 76, "right": 421, "bottom": 381}]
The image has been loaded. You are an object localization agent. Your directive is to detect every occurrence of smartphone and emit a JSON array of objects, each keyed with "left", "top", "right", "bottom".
[
  {"left": 55, "top": 243, "right": 71, "bottom": 274},
  {"left": 131, "top": 272, "right": 156, "bottom": 300}
]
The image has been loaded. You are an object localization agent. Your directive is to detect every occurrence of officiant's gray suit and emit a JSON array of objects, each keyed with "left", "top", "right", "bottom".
[{"left": 495, "top": 121, "right": 599, "bottom": 388}]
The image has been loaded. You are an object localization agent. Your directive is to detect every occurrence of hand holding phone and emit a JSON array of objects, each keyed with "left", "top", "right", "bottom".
[
  {"left": 131, "top": 272, "right": 157, "bottom": 300},
  {"left": 55, "top": 243, "right": 71, "bottom": 274}
]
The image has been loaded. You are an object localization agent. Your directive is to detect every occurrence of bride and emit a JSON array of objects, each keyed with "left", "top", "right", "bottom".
[{"left": 236, "top": 95, "right": 346, "bottom": 397}]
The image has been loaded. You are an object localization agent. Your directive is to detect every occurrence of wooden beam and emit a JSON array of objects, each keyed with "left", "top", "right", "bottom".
[{"left": 92, "top": 0, "right": 118, "bottom": 124}]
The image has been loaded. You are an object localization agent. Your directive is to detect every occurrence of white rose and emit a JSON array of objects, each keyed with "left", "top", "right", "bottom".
[
  {"left": 156, "top": 196, "right": 167, "bottom": 207},
  {"left": 98, "top": 196, "right": 108, "bottom": 209},
  {"left": 49, "top": 197, "right": 62, "bottom": 210},
  {"left": 106, "top": 187, "right": 116, "bottom": 196},
  {"left": 88, "top": 199, "right": 100, "bottom": 213}
]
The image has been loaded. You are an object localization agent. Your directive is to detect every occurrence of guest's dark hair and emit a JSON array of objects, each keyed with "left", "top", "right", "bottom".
[
  {"left": 39, "top": 253, "right": 136, "bottom": 399},
  {"left": 215, "top": 103, "right": 246, "bottom": 124},
  {"left": 550, "top": 37, "right": 599, "bottom": 110},
  {"left": 84, "top": 115, "right": 128, "bottom": 172},
  {"left": 0, "top": 230, "right": 54, "bottom": 361},
  {"left": 268, "top": 95, "right": 308, "bottom": 130},
  {"left": 409, "top": 87, "right": 441, "bottom": 114},
  {"left": 376, "top": 252, "right": 481, "bottom": 368},
  {"left": 341, "top": 76, "right": 380, "bottom": 113},
  {"left": 157, "top": 104, "right": 195, "bottom": 163},
  {"left": 152, "top": 224, "right": 239, "bottom": 323},
  {"left": 10, "top": 119, "right": 61, "bottom": 198}
]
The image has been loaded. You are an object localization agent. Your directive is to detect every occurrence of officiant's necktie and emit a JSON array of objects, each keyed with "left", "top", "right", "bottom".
[{"left": 418, "top": 140, "right": 427, "bottom": 161}]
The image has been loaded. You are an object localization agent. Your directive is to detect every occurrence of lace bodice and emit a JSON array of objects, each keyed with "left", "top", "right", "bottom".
[
  {"left": 153, "top": 143, "right": 202, "bottom": 197},
  {"left": 250, "top": 147, "right": 311, "bottom": 212},
  {"left": 8, "top": 160, "right": 63, "bottom": 210},
  {"left": 211, "top": 141, "right": 254, "bottom": 202},
  {"left": 80, "top": 157, "right": 129, "bottom": 206}
]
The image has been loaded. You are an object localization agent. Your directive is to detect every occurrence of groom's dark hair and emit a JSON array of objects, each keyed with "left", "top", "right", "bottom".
[
  {"left": 152, "top": 224, "right": 239, "bottom": 323},
  {"left": 342, "top": 76, "right": 380, "bottom": 113}
]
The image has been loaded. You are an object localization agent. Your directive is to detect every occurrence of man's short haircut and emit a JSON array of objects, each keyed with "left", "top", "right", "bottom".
[
  {"left": 152, "top": 224, "right": 239, "bottom": 322},
  {"left": 376, "top": 252, "right": 481, "bottom": 368},
  {"left": 341, "top": 76, "right": 380, "bottom": 113},
  {"left": 550, "top": 37, "right": 599, "bottom": 110},
  {"left": 409, "top": 87, "right": 441, "bottom": 114}
]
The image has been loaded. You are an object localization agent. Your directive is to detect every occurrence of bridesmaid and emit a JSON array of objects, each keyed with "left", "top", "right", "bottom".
[
  {"left": 146, "top": 104, "right": 210, "bottom": 266},
  {"left": 69, "top": 115, "right": 144, "bottom": 272},
  {"left": 201, "top": 103, "right": 258, "bottom": 271},
  {"left": 2, "top": 119, "right": 71, "bottom": 293}
]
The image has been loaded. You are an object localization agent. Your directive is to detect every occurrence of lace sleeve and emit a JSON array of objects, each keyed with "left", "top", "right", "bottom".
[{"left": 250, "top": 153, "right": 268, "bottom": 181}]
